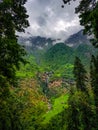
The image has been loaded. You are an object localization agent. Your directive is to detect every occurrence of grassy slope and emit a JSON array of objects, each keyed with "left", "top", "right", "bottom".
[
  {"left": 16, "top": 55, "right": 43, "bottom": 78},
  {"left": 16, "top": 53, "right": 72, "bottom": 126},
  {"left": 42, "top": 94, "right": 69, "bottom": 124}
]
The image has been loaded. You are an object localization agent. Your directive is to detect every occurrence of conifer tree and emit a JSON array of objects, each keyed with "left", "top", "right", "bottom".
[
  {"left": 90, "top": 55, "right": 98, "bottom": 127},
  {"left": 62, "top": 1, "right": 98, "bottom": 129},
  {"left": 66, "top": 89, "right": 95, "bottom": 130},
  {"left": 0, "top": 0, "right": 29, "bottom": 129},
  {"left": 73, "top": 57, "right": 87, "bottom": 92},
  {"left": 65, "top": 57, "right": 95, "bottom": 130},
  {"left": 0, "top": 0, "right": 29, "bottom": 86}
]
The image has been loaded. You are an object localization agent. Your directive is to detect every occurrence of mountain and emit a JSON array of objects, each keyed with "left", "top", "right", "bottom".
[
  {"left": 18, "top": 30, "right": 91, "bottom": 52},
  {"left": 18, "top": 36, "right": 55, "bottom": 52},
  {"left": 18, "top": 30, "right": 97, "bottom": 66},
  {"left": 18, "top": 36, "right": 56, "bottom": 65},
  {"left": 45, "top": 43, "right": 74, "bottom": 66},
  {"left": 44, "top": 42, "right": 97, "bottom": 68},
  {"left": 65, "top": 30, "right": 90, "bottom": 47},
  {"left": 17, "top": 31, "right": 98, "bottom": 80}
]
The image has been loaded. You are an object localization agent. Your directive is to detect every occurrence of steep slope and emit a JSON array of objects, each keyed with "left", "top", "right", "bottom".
[
  {"left": 18, "top": 36, "right": 55, "bottom": 65},
  {"left": 18, "top": 30, "right": 91, "bottom": 52},
  {"left": 65, "top": 30, "right": 90, "bottom": 47},
  {"left": 74, "top": 44, "right": 98, "bottom": 64},
  {"left": 45, "top": 43, "right": 74, "bottom": 67},
  {"left": 17, "top": 31, "right": 98, "bottom": 80},
  {"left": 44, "top": 42, "right": 95, "bottom": 67},
  {"left": 18, "top": 36, "right": 55, "bottom": 52}
]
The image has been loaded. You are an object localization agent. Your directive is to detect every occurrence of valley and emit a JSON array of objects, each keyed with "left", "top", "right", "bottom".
[{"left": 13, "top": 30, "right": 97, "bottom": 129}]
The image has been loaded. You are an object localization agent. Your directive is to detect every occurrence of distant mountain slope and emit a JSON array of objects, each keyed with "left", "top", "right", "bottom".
[
  {"left": 44, "top": 42, "right": 96, "bottom": 68},
  {"left": 18, "top": 36, "right": 56, "bottom": 65},
  {"left": 18, "top": 30, "right": 91, "bottom": 52},
  {"left": 65, "top": 30, "right": 90, "bottom": 47},
  {"left": 45, "top": 43, "right": 74, "bottom": 66},
  {"left": 18, "top": 30, "right": 97, "bottom": 67},
  {"left": 18, "top": 36, "right": 55, "bottom": 52},
  {"left": 17, "top": 31, "right": 98, "bottom": 80},
  {"left": 74, "top": 44, "right": 95, "bottom": 64}
]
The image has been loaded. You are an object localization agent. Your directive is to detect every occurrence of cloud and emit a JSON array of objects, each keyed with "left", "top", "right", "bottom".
[
  {"left": 24, "top": 0, "right": 82, "bottom": 40},
  {"left": 37, "top": 16, "right": 47, "bottom": 26}
]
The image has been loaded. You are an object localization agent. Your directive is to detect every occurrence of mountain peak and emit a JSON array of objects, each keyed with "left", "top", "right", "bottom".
[{"left": 65, "top": 30, "right": 90, "bottom": 47}]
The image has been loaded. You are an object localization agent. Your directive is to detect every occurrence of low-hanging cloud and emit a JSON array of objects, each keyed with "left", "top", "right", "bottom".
[{"left": 24, "top": 0, "right": 82, "bottom": 40}]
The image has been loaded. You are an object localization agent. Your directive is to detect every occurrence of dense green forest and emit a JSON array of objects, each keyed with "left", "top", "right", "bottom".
[{"left": 0, "top": 0, "right": 98, "bottom": 130}]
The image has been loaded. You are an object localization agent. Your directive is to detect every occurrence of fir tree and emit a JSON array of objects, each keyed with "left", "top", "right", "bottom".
[
  {"left": 66, "top": 90, "right": 95, "bottom": 130},
  {"left": 0, "top": 0, "right": 29, "bottom": 129},
  {"left": 90, "top": 55, "right": 98, "bottom": 128},
  {"left": 73, "top": 57, "right": 87, "bottom": 92},
  {"left": 0, "top": 0, "right": 29, "bottom": 86}
]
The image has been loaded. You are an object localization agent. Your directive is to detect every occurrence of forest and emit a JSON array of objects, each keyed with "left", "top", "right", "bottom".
[{"left": 0, "top": 0, "right": 98, "bottom": 130}]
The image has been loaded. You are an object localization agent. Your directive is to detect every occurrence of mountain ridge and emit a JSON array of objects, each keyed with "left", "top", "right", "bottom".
[
  {"left": 18, "top": 30, "right": 91, "bottom": 52},
  {"left": 65, "top": 30, "right": 90, "bottom": 47}
]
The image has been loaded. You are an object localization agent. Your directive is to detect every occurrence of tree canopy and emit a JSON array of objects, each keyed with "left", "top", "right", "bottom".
[
  {"left": 73, "top": 57, "right": 87, "bottom": 92},
  {"left": 0, "top": 0, "right": 29, "bottom": 86},
  {"left": 0, "top": 0, "right": 29, "bottom": 39}
]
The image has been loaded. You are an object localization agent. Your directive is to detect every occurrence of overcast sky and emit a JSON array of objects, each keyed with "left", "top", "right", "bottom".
[{"left": 23, "top": 0, "right": 82, "bottom": 40}]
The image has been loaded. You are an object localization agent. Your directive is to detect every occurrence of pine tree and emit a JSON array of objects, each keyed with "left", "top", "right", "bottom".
[
  {"left": 0, "top": 0, "right": 29, "bottom": 86},
  {"left": 90, "top": 55, "right": 98, "bottom": 128},
  {"left": 66, "top": 89, "right": 95, "bottom": 130},
  {"left": 0, "top": 0, "right": 29, "bottom": 129},
  {"left": 0, "top": 0, "right": 29, "bottom": 39},
  {"left": 73, "top": 57, "right": 87, "bottom": 92},
  {"left": 65, "top": 57, "right": 95, "bottom": 130},
  {"left": 62, "top": 1, "right": 98, "bottom": 129}
]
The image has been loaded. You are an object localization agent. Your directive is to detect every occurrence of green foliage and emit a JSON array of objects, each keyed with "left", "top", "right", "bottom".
[
  {"left": 0, "top": 0, "right": 29, "bottom": 86},
  {"left": 38, "top": 85, "right": 96, "bottom": 130},
  {"left": 0, "top": 0, "right": 29, "bottom": 38},
  {"left": 45, "top": 43, "right": 74, "bottom": 67},
  {"left": 74, "top": 44, "right": 93, "bottom": 65},
  {"left": 73, "top": 57, "right": 87, "bottom": 92},
  {"left": 43, "top": 43, "right": 96, "bottom": 80},
  {"left": 63, "top": 56, "right": 96, "bottom": 130},
  {"left": 0, "top": 87, "right": 23, "bottom": 130},
  {"left": 42, "top": 94, "right": 68, "bottom": 124},
  {"left": 0, "top": 0, "right": 30, "bottom": 129},
  {"left": 0, "top": 38, "right": 26, "bottom": 85},
  {"left": 0, "top": 78, "right": 49, "bottom": 130},
  {"left": 90, "top": 55, "right": 98, "bottom": 128},
  {"left": 1, "top": 0, "right": 98, "bottom": 129},
  {"left": 16, "top": 55, "right": 40, "bottom": 78},
  {"left": 66, "top": 90, "right": 95, "bottom": 130},
  {"left": 41, "top": 109, "right": 67, "bottom": 130}
]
